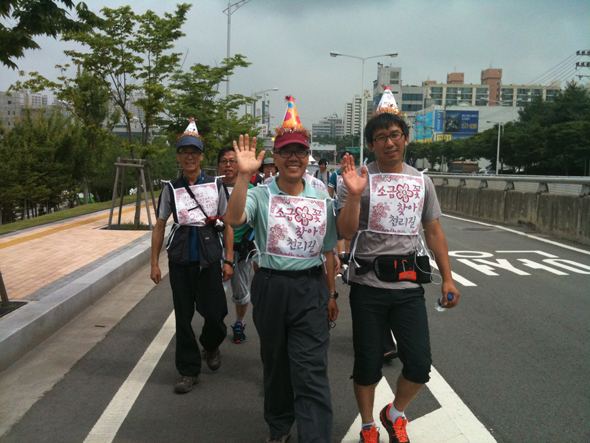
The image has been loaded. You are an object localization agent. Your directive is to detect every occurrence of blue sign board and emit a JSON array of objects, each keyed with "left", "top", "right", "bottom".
[{"left": 443, "top": 111, "right": 479, "bottom": 133}]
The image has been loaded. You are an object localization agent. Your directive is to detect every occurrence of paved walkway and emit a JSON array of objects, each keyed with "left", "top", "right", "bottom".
[{"left": 0, "top": 203, "right": 157, "bottom": 302}]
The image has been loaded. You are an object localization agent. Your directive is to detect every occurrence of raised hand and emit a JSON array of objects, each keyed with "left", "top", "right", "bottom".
[
  {"left": 340, "top": 153, "right": 367, "bottom": 196},
  {"left": 233, "top": 134, "right": 264, "bottom": 175}
]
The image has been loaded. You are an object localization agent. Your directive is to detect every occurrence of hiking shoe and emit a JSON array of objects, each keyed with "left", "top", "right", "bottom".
[
  {"left": 232, "top": 322, "right": 246, "bottom": 344},
  {"left": 265, "top": 433, "right": 291, "bottom": 443},
  {"left": 203, "top": 348, "right": 221, "bottom": 371},
  {"left": 380, "top": 403, "right": 409, "bottom": 443},
  {"left": 359, "top": 425, "right": 380, "bottom": 442},
  {"left": 174, "top": 375, "right": 199, "bottom": 394},
  {"left": 383, "top": 350, "right": 398, "bottom": 362}
]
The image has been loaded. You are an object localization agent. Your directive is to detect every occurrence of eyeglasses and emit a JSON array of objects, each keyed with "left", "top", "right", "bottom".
[
  {"left": 219, "top": 159, "right": 237, "bottom": 165},
  {"left": 373, "top": 131, "right": 404, "bottom": 144},
  {"left": 178, "top": 151, "right": 201, "bottom": 158},
  {"left": 275, "top": 149, "right": 309, "bottom": 159}
]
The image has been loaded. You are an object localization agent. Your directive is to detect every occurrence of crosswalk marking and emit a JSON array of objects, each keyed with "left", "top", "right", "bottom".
[{"left": 430, "top": 260, "right": 477, "bottom": 287}]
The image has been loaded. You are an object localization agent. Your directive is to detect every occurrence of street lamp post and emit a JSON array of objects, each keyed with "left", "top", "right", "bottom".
[
  {"left": 486, "top": 120, "right": 505, "bottom": 174},
  {"left": 330, "top": 52, "right": 398, "bottom": 165},
  {"left": 250, "top": 88, "right": 278, "bottom": 131},
  {"left": 223, "top": 0, "right": 252, "bottom": 98}
]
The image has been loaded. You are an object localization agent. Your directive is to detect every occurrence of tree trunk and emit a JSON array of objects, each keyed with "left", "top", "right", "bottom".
[
  {"left": 83, "top": 179, "right": 90, "bottom": 204},
  {"left": 134, "top": 169, "right": 142, "bottom": 229}
]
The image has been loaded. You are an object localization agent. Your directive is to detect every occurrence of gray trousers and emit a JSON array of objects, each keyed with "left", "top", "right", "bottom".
[{"left": 251, "top": 270, "right": 333, "bottom": 442}]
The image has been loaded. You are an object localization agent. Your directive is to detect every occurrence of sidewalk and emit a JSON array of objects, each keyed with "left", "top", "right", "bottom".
[{"left": 0, "top": 203, "right": 162, "bottom": 372}]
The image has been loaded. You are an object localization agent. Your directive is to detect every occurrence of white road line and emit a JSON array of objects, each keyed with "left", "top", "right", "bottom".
[
  {"left": 430, "top": 260, "right": 478, "bottom": 287},
  {"left": 443, "top": 214, "right": 590, "bottom": 256},
  {"left": 341, "top": 367, "right": 496, "bottom": 443},
  {"left": 84, "top": 312, "right": 176, "bottom": 443}
]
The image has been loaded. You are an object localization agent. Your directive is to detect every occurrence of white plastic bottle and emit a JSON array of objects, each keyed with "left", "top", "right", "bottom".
[{"left": 435, "top": 293, "right": 454, "bottom": 312}]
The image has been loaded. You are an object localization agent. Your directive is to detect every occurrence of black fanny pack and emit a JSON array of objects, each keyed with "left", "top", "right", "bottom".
[
  {"left": 234, "top": 227, "right": 256, "bottom": 261},
  {"left": 355, "top": 253, "right": 432, "bottom": 284}
]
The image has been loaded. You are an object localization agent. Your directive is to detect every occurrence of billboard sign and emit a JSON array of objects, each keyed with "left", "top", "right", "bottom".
[{"left": 443, "top": 111, "right": 479, "bottom": 133}]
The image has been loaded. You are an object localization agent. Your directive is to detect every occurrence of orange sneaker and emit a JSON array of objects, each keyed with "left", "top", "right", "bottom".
[
  {"left": 359, "top": 424, "right": 380, "bottom": 443},
  {"left": 379, "top": 403, "right": 409, "bottom": 443}
]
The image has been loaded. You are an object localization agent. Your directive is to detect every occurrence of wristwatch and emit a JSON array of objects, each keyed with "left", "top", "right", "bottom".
[
  {"left": 330, "top": 291, "right": 339, "bottom": 300},
  {"left": 224, "top": 259, "right": 235, "bottom": 267}
]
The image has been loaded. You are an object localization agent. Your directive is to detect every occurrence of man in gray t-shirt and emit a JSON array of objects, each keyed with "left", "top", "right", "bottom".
[{"left": 337, "top": 111, "right": 460, "bottom": 443}]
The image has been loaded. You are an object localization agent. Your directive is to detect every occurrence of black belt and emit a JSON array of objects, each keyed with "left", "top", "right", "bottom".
[{"left": 258, "top": 266, "right": 322, "bottom": 278}]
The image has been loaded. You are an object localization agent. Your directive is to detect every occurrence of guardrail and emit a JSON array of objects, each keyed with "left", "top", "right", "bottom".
[{"left": 427, "top": 173, "right": 590, "bottom": 197}]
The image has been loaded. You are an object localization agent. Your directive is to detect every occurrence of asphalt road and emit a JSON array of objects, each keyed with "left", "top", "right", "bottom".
[{"left": 1, "top": 215, "right": 589, "bottom": 443}]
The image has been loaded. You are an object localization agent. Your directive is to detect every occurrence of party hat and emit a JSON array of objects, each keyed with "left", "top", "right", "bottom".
[
  {"left": 176, "top": 116, "right": 203, "bottom": 151},
  {"left": 274, "top": 96, "right": 310, "bottom": 149},
  {"left": 375, "top": 85, "right": 401, "bottom": 115}
]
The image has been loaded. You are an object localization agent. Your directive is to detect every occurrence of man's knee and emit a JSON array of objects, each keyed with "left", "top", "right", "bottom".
[{"left": 401, "top": 354, "right": 431, "bottom": 384}]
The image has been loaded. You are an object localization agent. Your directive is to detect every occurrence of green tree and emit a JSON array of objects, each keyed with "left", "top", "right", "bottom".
[
  {"left": 163, "top": 55, "right": 259, "bottom": 166},
  {"left": 0, "top": 109, "right": 78, "bottom": 222},
  {"left": 0, "top": 0, "right": 99, "bottom": 69}
]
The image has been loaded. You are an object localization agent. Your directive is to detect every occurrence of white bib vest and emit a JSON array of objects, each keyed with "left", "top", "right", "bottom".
[
  {"left": 172, "top": 181, "right": 219, "bottom": 226},
  {"left": 265, "top": 194, "right": 327, "bottom": 260}
]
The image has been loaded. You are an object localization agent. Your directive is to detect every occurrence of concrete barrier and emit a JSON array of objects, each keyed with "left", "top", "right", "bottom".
[{"left": 435, "top": 185, "right": 590, "bottom": 245}]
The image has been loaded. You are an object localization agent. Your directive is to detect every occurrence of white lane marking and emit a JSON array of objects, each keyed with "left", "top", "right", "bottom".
[
  {"left": 341, "top": 366, "right": 496, "bottom": 442},
  {"left": 430, "top": 260, "right": 478, "bottom": 286},
  {"left": 518, "top": 259, "right": 568, "bottom": 275},
  {"left": 84, "top": 312, "right": 176, "bottom": 443},
  {"left": 443, "top": 214, "right": 590, "bottom": 256},
  {"left": 456, "top": 259, "right": 498, "bottom": 275},
  {"left": 543, "top": 258, "right": 590, "bottom": 274},
  {"left": 342, "top": 377, "right": 394, "bottom": 441},
  {"left": 472, "top": 259, "right": 530, "bottom": 276},
  {"left": 496, "top": 250, "right": 558, "bottom": 258},
  {"left": 426, "top": 366, "right": 496, "bottom": 442}
]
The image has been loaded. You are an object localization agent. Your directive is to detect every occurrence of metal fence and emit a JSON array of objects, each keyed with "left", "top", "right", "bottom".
[{"left": 427, "top": 173, "right": 590, "bottom": 197}]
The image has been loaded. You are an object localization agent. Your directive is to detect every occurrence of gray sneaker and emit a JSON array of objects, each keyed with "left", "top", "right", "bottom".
[
  {"left": 174, "top": 375, "right": 199, "bottom": 394},
  {"left": 204, "top": 348, "right": 221, "bottom": 371},
  {"left": 265, "top": 433, "right": 291, "bottom": 443}
]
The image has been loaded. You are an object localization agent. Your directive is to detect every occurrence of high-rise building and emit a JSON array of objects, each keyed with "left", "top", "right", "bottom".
[
  {"left": 343, "top": 94, "right": 371, "bottom": 136},
  {"left": 312, "top": 114, "right": 344, "bottom": 139},
  {"left": 1, "top": 90, "right": 49, "bottom": 130}
]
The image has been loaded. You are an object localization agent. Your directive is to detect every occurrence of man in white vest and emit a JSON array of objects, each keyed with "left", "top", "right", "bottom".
[
  {"left": 151, "top": 118, "right": 233, "bottom": 394},
  {"left": 224, "top": 96, "right": 338, "bottom": 443},
  {"left": 337, "top": 87, "right": 460, "bottom": 443}
]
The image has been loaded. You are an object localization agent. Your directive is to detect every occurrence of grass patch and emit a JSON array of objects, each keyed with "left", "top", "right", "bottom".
[{"left": 0, "top": 190, "right": 161, "bottom": 236}]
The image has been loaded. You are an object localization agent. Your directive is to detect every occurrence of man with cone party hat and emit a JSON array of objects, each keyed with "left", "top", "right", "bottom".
[
  {"left": 337, "top": 87, "right": 460, "bottom": 443},
  {"left": 151, "top": 117, "right": 233, "bottom": 394},
  {"left": 224, "top": 96, "right": 338, "bottom": 443}
]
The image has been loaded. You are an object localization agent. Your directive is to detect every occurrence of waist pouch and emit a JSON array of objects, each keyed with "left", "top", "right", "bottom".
[
  {"left": 355, "top": 253, "right": 432, "bottom": 284},
  {"left": 234, "top": 227, "right": 256, "bottom": 261}
]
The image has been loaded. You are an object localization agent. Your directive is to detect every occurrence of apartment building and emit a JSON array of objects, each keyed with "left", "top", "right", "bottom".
[
  {"left": 1, "top": 90, "right": 49, "bottom": 130},
  {"left": 312, "top": 113, "right": 344, "bottom": 138}
]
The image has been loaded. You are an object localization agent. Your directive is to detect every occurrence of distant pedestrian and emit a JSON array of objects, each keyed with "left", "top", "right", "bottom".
[
  {"left": 313, "top": 158, "right": 331, "bottom": 188},
  {"left": 150, "top": 118, "right": 232, "bottom": 394},
  {"left": 218, "top": 146, "right": 256, "bottom": 344}
]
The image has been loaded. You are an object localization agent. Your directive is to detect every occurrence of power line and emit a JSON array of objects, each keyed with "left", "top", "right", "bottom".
[
  {"left": 524, "top": 52, "right": 579, "bottom": 86},
  {"left": 527, "top": 54, "right": 581, "bottom": 86}
]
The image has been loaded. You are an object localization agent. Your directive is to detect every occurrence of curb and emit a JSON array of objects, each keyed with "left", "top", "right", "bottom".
[{"left": 0, "top": 232, "right": 160, "bottom": 373}]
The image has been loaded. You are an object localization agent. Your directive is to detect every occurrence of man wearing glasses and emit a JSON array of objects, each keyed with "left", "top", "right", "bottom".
[
  {"left": 151, "top": 119, "right": 233, "bottom": 394},
  {"left": 218, "top": 146, "right": 255, "bottom": 344},
  {"left": 337, "top": 108, "right": 459, "bottom": 442},
  {"left": 224, "top": 97, "right": 338, "bottom": 443}
]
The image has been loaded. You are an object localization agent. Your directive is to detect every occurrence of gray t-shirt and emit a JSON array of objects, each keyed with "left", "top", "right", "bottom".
[{"left": 338, "top": 162, "right": 442, "bottom": 289}]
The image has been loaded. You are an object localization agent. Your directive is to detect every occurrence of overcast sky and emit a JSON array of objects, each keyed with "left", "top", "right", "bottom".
[{"left": 1, "top": 0, "right": 589, "bottom": 127}]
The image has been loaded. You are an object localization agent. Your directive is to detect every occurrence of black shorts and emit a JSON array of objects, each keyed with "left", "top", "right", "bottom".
[{"left": 349, "top": 283, "right": 431, "bottom": 386}]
